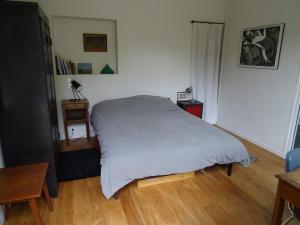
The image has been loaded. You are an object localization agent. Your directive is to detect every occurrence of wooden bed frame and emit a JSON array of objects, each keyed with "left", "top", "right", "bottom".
[{"left": 95, "top": 136, "right": 234, "bottom": 199}]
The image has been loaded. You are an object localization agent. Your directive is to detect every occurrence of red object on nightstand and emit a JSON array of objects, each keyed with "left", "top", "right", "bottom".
[{"left": 177, "top": 100, "right": 204, "bottom": 119}]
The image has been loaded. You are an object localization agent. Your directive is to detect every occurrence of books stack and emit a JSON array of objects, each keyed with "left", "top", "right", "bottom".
[{"left": 55, "top": 55, "right": 77, "bottom": 75}]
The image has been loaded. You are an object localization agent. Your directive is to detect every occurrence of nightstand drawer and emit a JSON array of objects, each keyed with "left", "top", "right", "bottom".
[
  {"left": 186, "top": 106, "right": 202, "bottom": 118},
  {"left": 177, "top": 100, "right": 204, "bottom": 119},
  {"left": 63, "top": 103, "right": 87, "bottom": 109},
  {"left": 65, "top": 108, "right": 86, "bottom": 121}
]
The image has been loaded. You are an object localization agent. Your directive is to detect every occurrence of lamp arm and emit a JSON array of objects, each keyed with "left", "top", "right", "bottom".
[
  {"left": 72, "top": 86, "right": 81, "bottom": 100},
  {"left": 71, "top": 87, "right": 77, "bottom": 100},
  {"left": 77, "top": 90, "right": 87, "bottom": 100}
]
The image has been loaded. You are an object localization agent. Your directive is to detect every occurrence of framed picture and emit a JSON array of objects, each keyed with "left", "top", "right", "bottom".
[
  {"left": 238, "top": 23, "right": 285, "bottom": 69},
  {"left": 83, "top": 33, "right": 107, "bottom": 52},
  {"left": 177, "top": 92, "right": 189, "bottom": 101},
  {"left": 77, "top": 63, "right": 92, "bottom": 74}
]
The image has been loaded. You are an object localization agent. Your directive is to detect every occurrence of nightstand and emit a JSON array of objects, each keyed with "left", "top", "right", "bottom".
[
  {"left": 177, "top": 100, "right": 204, "bottom": 118},
  {"left": 62, "top": 99, "right": 90, "bottom": 141}
]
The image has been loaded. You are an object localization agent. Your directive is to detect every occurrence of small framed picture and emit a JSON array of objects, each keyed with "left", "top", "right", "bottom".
[
  {"left": 77, "top": 63, "right": 92, "bottom": 74},
  {"left": 177, "top": 92, "right": 189, "bottom": 101},
  {"left": 83, "top": 33, "right": 107, "bottom": 52}
]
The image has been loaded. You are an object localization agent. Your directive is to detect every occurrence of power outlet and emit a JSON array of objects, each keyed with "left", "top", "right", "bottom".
[
  {"left": 67, "top": 78, "right": 72, "bottom": 90},
  {"left": 70, "top": 128, "right": 74, "bottom": 138}
]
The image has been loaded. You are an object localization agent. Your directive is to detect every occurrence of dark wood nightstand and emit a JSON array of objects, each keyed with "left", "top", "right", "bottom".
[
  {"left": 62, "top": 99, "right": 90, "bottom": 142},
  {"left": 177, "top": 100, "right": 204, "bottom": 118}
]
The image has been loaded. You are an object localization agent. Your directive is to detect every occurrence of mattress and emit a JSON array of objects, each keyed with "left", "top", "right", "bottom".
[{"left": 90, "top": 95, "right": 250, "bottom": 198}]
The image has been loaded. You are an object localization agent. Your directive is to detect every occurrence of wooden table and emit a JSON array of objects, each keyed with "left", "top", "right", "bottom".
[
  {"left": 271, "top": 168, "right": 300, "bottom": 225},
  {"left": 0, "top": 162, "right": 53, "bottom": 225}
]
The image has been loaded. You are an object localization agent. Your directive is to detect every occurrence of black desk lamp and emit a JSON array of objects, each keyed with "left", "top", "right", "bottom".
[
  {"left": 71, "top": 80, "right": 86, "bottom": 100},
  {"left": 185, "top": 86, "right": 194, "bottom": 102}
]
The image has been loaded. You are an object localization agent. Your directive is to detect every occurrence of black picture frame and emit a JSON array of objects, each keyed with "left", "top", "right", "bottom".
[
  {"left": 177, "top": 92, "right": 189, "bottom": 101},
  {"left": 238, "top": 23, "right": 285, "bottom": 69},
  {"left": 83, "top": 33, "right": 107, "bottom": 52}
]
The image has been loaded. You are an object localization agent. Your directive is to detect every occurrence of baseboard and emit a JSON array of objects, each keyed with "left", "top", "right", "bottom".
[{"left": 216, "top": 122, "right": 284, "bottom": 158}]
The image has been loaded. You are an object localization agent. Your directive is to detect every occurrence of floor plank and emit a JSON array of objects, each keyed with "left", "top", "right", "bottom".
[
  {"left": 137, "top": 172, "right": 195, "bottom": 188},
  {"left": 4, "top": 137, "right": 300, "bottom": 225}
]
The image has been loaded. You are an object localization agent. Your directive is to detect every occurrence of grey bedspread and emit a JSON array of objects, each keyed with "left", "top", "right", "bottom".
[{"left": 91, "top": 95, "right": 250, "bottom": 199}]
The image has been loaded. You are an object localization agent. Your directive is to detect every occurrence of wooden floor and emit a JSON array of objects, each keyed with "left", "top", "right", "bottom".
[{"left": 4, "top": 137, "right": 300, "bottom": 225}]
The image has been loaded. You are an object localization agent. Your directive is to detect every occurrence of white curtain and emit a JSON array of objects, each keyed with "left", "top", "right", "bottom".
[{"left": 191, "top": 23, "right": 224, "bottom": 124}]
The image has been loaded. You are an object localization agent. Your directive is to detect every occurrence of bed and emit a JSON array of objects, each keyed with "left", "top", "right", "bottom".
[{"left": 90, "top": 95, "right": 250, "bottom": 199}]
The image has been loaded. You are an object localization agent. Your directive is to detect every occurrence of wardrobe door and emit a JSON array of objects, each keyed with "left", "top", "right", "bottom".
[
  {"left": 40, "top": 17, "right": 59, "bottom": 148},
  {"left": 0, "top": 2, "right": 59, "bottom": 196},
  {"left": 40, "top": 16, "right": 60, "bottom": 196},
  {"left": 0, "top": 3, "right": 47, "bottom": 166}
]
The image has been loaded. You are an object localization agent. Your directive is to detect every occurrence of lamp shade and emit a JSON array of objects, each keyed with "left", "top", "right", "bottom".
[
  {"left": 185, "top": 86, "right": 192, "bottom": 94},
  {"left": 71, "top": 80, "right": 82, "bottom": 91}
]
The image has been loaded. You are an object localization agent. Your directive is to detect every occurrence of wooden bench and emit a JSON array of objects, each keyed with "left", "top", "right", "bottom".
[
  {"left": 0, "top": 162, "right": 53, "bottom": 225},
  {"left": 271, "top": 168, "right": 300, "bottom": 225}
]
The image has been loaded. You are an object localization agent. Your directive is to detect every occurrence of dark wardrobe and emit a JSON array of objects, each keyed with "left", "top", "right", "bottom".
[{"left": 0, "top": 1, "right": 59, "bottom": 196}]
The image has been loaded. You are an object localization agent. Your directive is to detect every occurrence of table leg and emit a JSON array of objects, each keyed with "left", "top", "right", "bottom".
[
  {"left": 271, "top": 181, "right": 285, "bottom": 225},
  {"left": 43, "top": 182, "right": 53, "bottom": 211},
  {"left": 86, "top": 120, "right": 90, "bottom": 139},
  {"left": 5, "top": 204, "right": 9, "bottom": 221},
  {"left": 86, "top": 108, "right": 90, "bottom": 139},
  {"left": 28, "top": 199, "right": 43, "bottom": 225},
  {"left": 64, "top": 122, "right": 69, "bottom": 143}
]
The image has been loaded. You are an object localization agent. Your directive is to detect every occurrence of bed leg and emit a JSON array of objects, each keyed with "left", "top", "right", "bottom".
[
  {"left": 95, "top": 135, "right": 101, "bottom": 154},
  {"left": 227, "top": 163, "right": 233, "bottom": 176},
  {"left": 113, "top": 192, "right": 119, "bottom": 200}
]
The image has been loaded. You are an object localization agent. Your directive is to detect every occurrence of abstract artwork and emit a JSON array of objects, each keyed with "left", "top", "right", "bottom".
[{"left": 238, "top": 24, "right": 285, "bottom": 69}]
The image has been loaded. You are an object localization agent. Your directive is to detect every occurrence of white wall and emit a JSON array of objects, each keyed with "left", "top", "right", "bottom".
[
  {"left": 0, "top": 141, "right": 4, "bottom": 225},
  {"left": 52, "top": 16, "right": 118, "bottom": 74},
  {"left": 218, "top": 0, "right": 300, "bottom": 157},
  {"left": 40, "top": 0, "right": 226, "bottom": 139}
]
